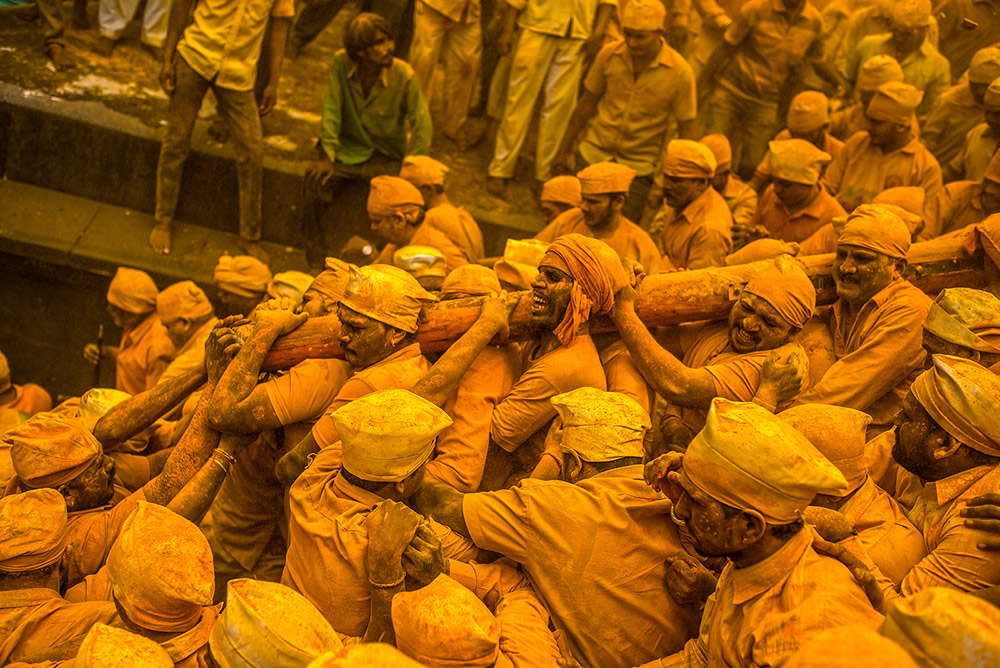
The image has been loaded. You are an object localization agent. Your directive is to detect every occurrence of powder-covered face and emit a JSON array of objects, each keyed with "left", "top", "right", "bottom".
[{"left": 529, "top": 265, "right": 574, "bottom": 333}]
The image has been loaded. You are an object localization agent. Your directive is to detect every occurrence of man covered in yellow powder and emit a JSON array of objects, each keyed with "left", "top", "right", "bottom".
[
  {"left": 700, "top": 134, "right": 758, "bottom": 233},
  {"left": 536, "top": 162, "right": 663, "bottom": 275},
  {"left": 829, "top": 54, "right": 906, "bottom": 142},
  {"left": 610, "top": 256, "right": 815, "bottom": 441},
  {"left": 213, "top": 254, "right": 272, "bottom": 318},
  {"left": 399, "top": 156, "right": 485, "bottom": 263},
  {"left": 283, "top": 389, "right": 479, "bottom": 635},
  {"left": 538, "top": 176, "right": 582, "bottom": 226},
  {"left": 938, "top": 152, "right": 1000, "bottom": 237},
  {"left": 921, "top": 288, "right": 1000, "bottom": 374},
  {"left": 824, "top": 82, "right": 942, "bottom": 212},
  {"left": 779, "top": 403, "right": 927, "bottom": 586},
  {"left": 643, "top": 399, "right": 883, "bottom": 667},
  {"left": 155, "top": 280, "right": 218, "bottom": 385},
  {"left": 84, "top": 267, "right": 175, "bottom": 395},
  {"left": 408, "top": 387, "right": 701, "bottom": 668},
  {"left": 649, "top": 140, "right": 733, "bottom": 270},
  {"left": 70, "top": 623, "right": 175, "bottom": 667},
  {"left": 0, "top": 490, "right": 120, "bottom": 664},
  {"left": 791, "top": 207, "right": 932, "bottom": 434},
  {"left": 369, "top": 176, "right": 471, "bottom": 272},
  {"left": 0, "top": 351, "right": 52, "bottom": 417}
]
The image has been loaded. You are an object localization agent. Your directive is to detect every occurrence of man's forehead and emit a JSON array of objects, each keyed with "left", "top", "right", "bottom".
[
  {"left": 537, "top": 263, "right": 573, "bottom": 281},
  {"left": 835, "top": 243, "right": 883, "bottom": 258},
  {"left": 337, "top": 303, "right": 372, "bottom": 324}
]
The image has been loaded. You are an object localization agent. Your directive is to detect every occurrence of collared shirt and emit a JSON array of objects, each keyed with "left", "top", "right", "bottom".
[
  {"left": 751, "top": 184, "right": 847, "bottom": 242},
  {"left": 505, "top": 0, "right": 618, "bottom": 40},
  {"left": 374, "top": 221, "right": 472, "bottom": 272},
  {"left": 721, "top": 0, "right": 825, "bottom": 100},
  {"left": 720, "top": 176, "right": 758, "bottom": 228},
  {"left": 535, "top": 208, "right": 664, "bottom": 274},
  {"left": 824, "top": 132, "right": 943, "bottom": 212},
  {"left": 157, "top": 317, "right": 219, "bottom": 386},
  {"left": 937, "top": 0, "right": 1000, "bottom": 78},
  {"left": 159, "top": 605, "right": 221, "bottom": 668},
  {"left": 795, "top": 278, "right": 932, "bottom": 427},
  {"left": 651, "top": 186, "right": 733, "bottom": 270},
  {"left": 579, "top": 39, "right": 697, "bottom": 175},
  {"left": 844, "top": 35, "right": 950, "bottom": 120},
  {"left": 829, "top": 103, "right": 921, "bottom": 143},
  {"left": 320, "top": 51, "right": 432, "bottom": 166},
  {"left": 840, "top": 476, "right": 927, "bottom": 586},
  {"left": 599, "top": 339, "right": 656, "bottom": 418},
  {"left": 311, "top": 343, "right": 432, "bottom": 452},
  {"left": 176, "top": 0, "right": 293, "bottom": 91},
  {"left": 902, "top": 464, "right": 1000, "bottom": 594},
  {"left": 463, "top": 465, "right": 702, "bottom": 668},
  {"left": 115, "top": 312, "right": 175, "bottom": 395},
  {"left": 922, "top": 83, "right": 985, "bottom": 168},
  {"left": 650, "top": 527, "right": 883, "bottom": 668},
  {"left": 798, "top": 221, "right": 838, "bottom": 255},
  {"left": 283, "top": 454, "right": 478, "bottom": 634},
  {"left": 950, "top": 123, "right": 999, "bottom": 183},
  {"left": 938, "top": 179, "right": 989, "bottom": 237},
  {"left": 0, "top": 589, "right": 120, "bottom": 665}
]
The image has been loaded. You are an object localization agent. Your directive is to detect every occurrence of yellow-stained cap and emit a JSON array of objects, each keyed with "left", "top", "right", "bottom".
[
  {"left": 4, "top": 414, "right": 102, "bottom": 489},
  {"left": 541, "top": 176, "right": 582, "bottom": 206},
  {"left": 836, "top": 204, "right": 911, "bottom": 259},
  {"left": 969, "top": 47, "right": 1000, "bottom": 85},
  {"left": 78, "top": 388, "right": 131, "bottom": 418},
  {"left": 0, "top": 488, "right": 68, "bottom": 573},
  {"left": 924, "top": 287, "right": 1000, "bottom": 353},
  {"left": 576, "top": 162, "right": 636, "bottom": 195},
  {"left": 214, "top": 254, "right": 272, "bottom": 298},
  {"left": 107, "top": 267, "right": 158, "bottom": 314},
  {"left": 786, "top": 91, "right": 830, "bottom": 134},
  {"left": 621, "top": 0, "right": 666, "bottom": 30},
  {"left": 156, "top": 280, "right": 213, "bottom": 322},
  {"left": 74, "top": 623, "right": 173, "bottom": 668},
  {"left": 307, "top": 644, "right": 427, "bottom": 667},
  {"left": 767, "top": 138, "right": 831, "bottom": 186},
  {"left": 440, "top": 265, "right": 502, "bottom": 298},
  {"left": 339, "top": 265, "right": 436, "bottom": 334},
  {"left": 889, "top": 0, "right": 931, "bottom": 29},
  {"left": 368, "top": 176, "right": 424, "bottom": 218},
  {"left": 700, "top": 134, "right": 732, "bottom": 169},
  {"left": 741, "top": 255, "right": 817, "bottom": 329},
  {"left": 549, "top": 387, "right": 650, "bottom": 462},
  {"left": 779, "top": 404, "right": 872, "bottom": 493},
  {"left": 663, "top": 140, "right": 716, "bottom": 178},
  {"left": 857, "top": 55, "right": 904, "bottom": 93},
  {"left": 866, "top": 82, "right": 922, "bottom": 125},
  {"left": 393, "top": 246, "right": 448, "bottom": 280},
  {"left": 268, "top": 271, "right": 317, "bottom": 302},
  {"left": 400, "top": 156, "right": 449, "bottom": 187}
]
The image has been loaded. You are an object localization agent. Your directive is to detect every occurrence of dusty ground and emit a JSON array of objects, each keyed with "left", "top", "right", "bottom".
[{"left": 0, "top": 0, "right": 543, "bottom": 223}]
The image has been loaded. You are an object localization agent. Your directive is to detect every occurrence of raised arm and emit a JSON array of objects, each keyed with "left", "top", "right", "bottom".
[{"left": 92, "top": 368, "right": 205, "bottom": 447}]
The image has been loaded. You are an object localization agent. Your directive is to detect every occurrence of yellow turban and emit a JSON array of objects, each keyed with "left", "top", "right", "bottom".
[
  {"left": 784, "top": 625, "right": 917, "bottom": 668},
  {"left": 779, "top": 404, "right": 872, "bottom": 493},
  {"left": 684, "top": 399, "right": 848, "bottom": 524},
  {"left": 0, "top": 488, "right": 67, "bottom": 573},
  {"left": 209, "top": 578, "right": 342, "bottom": 668},
  {"left": 107, "top": 501, "right": 214, "bottom": 633},
  {"left": 741, "top": 256, "right": 816, "bottom": 329},
  {"left": 393, "top": 246, "right": 448, "bottom": 280},
  {"left": 550, "top": 388, "right": 650, "bottom": 462},
  {"left": 621, "top": 0, "right": 666, "bottom": 31},
  {"left": 495, "top": 239, "right": 549, "bottom": 290},
  {"left": 368, "top": 176, "right": 424, "bottom": 218},
  {"left": 969, "top": 47, "right": 1000, "bottom": 85},
  {"left": 339, "top": 265, "right": 436, "bottom": 334},
  {"left": 910, "top": 354, "right": 1000, "bottom": 457},
  {"left": 836, "top": 205, "right": 911, "bottom": 259},
  {"left": 74, "top": 623, "right": 174, "bottom": 668},
  {"left": 576, "top": 162, "right": 636, "bottom": 195},
  {"left": 392, "top": 575, "right": 500, "bottom": 667},
  {"left": 866, "top": 82, "right": 923, "bottom": 125},
  {"left": 889, "top": 0, "right": 931, "bottom": 29},
  {"left": 78, "top": 388, "right": 131, "bottom": 418},
  {"left": 985, "top": 78, "right": 1000, "bottom": 109},
  {"left": 4, "top": 414, "right": 102, "bottom": 489},
  {"left": 700, "top": 134, "right": 732, "bottom": 169},
  {"left": 309, "top": 258, "right": 355, "bottom": 303},
  {"left": 268, "top": 271, "right": 316, "bottom": 302},
  {"left": 857, "top": 55, "right": 904, "bottom": 93},
  {"left": 333, "top": 389, "right": 453, "bottom": 482},
  {"left": 107, "top": 267, "right": 158, "bottom": 314},
  {"left": 767, "top": 139, "right": 831, "bottom": 186},
  {"left": 307, "top": 644, "right": 426, "bottom": 667},
  {"left": 440, "top": 265, "right": 501, "bottom": 298},
  {"left": 924, "top": 288, "right": 1000, "bottom": 353},
  {"left": 400, "top": 155, "right": 449, "bottom": 187},
  {"left": 156, "top": 281, "right": 213, "bottom": 322},
  {"left": 879, "top": 588, "right": 1000, "bottom": 667},
  {"left": 540, "top": 176, "right": 582, "bottom": 206},
  {"left": 786, "top": 91, "right": 830, "bottom": 134},
  {"left": 663, "top": 140, "right": 716, "bottom": 179},
  {"left": 214, "top": 254, "right": 272, "bottom": 298}
]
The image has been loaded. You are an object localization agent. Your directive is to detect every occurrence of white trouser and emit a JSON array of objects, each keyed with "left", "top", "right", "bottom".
[
  {"left": 488, "top": 28, "right": 584, "bottom": 181},
  {"left": 99, "top": 0, "right": 168, "bottom": 46},
  {"left": 409, "top": 1, "right": 482, "bottom": 138}
]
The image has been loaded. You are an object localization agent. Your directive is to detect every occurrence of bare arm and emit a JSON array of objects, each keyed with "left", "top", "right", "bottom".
[
  {"left": 166, "top": 433, "right": 253, "bottom": 523},
  {"left": 409, "top": 477, "right": 470, "bottom": 539},
  {"left": 259, "top": 16, "right": 290, "bottom": 115},
  {"left": 554, "top": 89, "right": 601, "bottom": 166},
  {"left": 92, "top": 368, "right": 205, "bottom": 447},
  {"left": 159, "top": 0, "right": 197, "bottom": 94},
  {"left": 363, "top": 501, "right": 421, "bottom": 644}
]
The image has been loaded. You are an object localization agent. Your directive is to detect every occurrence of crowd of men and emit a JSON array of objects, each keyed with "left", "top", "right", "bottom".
[{"left": 6, "top": 0, "right": 1000, "bottom": 665}]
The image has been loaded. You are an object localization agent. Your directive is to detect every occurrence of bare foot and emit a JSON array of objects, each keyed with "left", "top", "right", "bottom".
[
  {"left": 47, "top": 45, "right": 73, "bottom": 71},
  {"left": 487, "top": 177, "right": 507, "bottom": 199},
  {"left": 149, "top": 222, "right": 172, "bottom": 255},
  {"left": 238, "top": 238, "right": 270, "bottom": 264}
]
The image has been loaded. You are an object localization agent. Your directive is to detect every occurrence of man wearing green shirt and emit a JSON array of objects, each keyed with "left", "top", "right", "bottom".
[{"left": 301, "top": 13, "right": 432, "bottom": 267}]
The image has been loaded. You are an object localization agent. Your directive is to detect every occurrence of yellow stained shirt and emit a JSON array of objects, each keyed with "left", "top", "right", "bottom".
[
  {"left": 115, "top": 313, "right": 175, "bottom": 395},
  {"left": 651, "top": 186, "right": 733, "bottom": 270}
]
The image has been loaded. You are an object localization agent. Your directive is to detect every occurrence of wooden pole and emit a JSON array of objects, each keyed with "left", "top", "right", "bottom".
[{"left": 260, "top": 238, "right": 983, "bottom": 370}]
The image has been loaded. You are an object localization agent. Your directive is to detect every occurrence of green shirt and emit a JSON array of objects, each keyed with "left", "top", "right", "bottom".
[{"left": 320, "top": 51, "right": 432, "bottom": 165}]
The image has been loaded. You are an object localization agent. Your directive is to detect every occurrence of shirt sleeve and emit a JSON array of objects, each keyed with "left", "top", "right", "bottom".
[
  {"left": 264, "top": 360, "right": 352, "bottom": 427},
  {"left": 320, "top": 57, "right": 345, "bottom": 163},
  {"left": 900, "top": 512, "right": 1000, "bottom": 596},
  {"left": 490, "top": 372, "right": 559, "bottom": 453},
  {"left": 672, "top": 60, "right": 698, "bottom": 123},
  {"left": 310, "top": 376, "right": 378, "bottom": 448},
  {"left": 463, "top": 485, "right": 549, "bottom": 562},
  {"left": 685, "top": 224, "right": 732, "bottom": 270},
  {"left": 584, "top": 44, "right": 613, "bottom": 95}
]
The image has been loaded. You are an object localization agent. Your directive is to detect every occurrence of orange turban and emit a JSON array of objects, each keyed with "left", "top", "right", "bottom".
[
  {"left": 339, "top": 265, "right": 436, "bottom": 334},
  {"left": 540, "top": 176, "right": 582, "bottom": 206},
  {"left": 400, "top": 155, "right": 449, "bottom": 187},
  {"left": 107, "top": 501, "right": 215, "bottom": 632},
  {"left": 857, "top": 55, "right": 904, "bottom": 93},
  {"left": 268, "top": 271, "right": 316, "bottom": 302},
  {"left": 837, "top": 205, "right": 911, "bottom": 259},
  {"left": 156, "top": 281, "right": 213, "bottom": 322},
  {"left": 107, "top": 267, "right": 158, "bottom": 314},
  {"left": 786, "top": 91, "right": 830, "bottom": 134},
  {"left": 923, "top": 288, "right": 1000, "bottom": 353},
  {"left": 550, "top": 388, "right": 650, "bottom": 462},
  {"left": 74, "top": 623, "right": 174, "bottom": 668},
  {"left": 663, "top": 140, "right": 716, "bottom": 178},
  {"left": 4, "top": 414, "right": 102, "bottom": 489},
  {"left": 214, "top": 254, "right": 272, "bottom": 298},
  {"left": 866, "top": 82, "right": 923, "bottom": 125},
  {"left": 540, "top": 234, "right": 628, "bottom": 347},
  {"left": 741, "top": 256, "right": 817, "bottom": 329},
  {"left": 0, "top": 488, "right": 67, "bottom": 572},
  {"left": 367, "top": 176, "right": 424, "bottom": 218},
  {"left": 440, "top": 265, "right": 501, "bottom": 298},
  {"left": 684, "top": 399, "right": 848, "bottom": 524},
  {"left": 779, "top": 404, "right": 872, "bottom": 493},
  {"left": 309, "top": 258, "right": 355, "bottom": 303},
  {"left": 699, "top": 134, "right": 732, "bottom": 169},
  {"left": 577, "top": 162, "right": 636, "bottom": 195},
  {"left": 767, "top": 139, "right": 831, "bottom": 186},
  {"left": 392, "top": 575, "right": 500, "bottom": 667},
  {"left": 910, "top": 354, "right": 1000, "bottom": 457}
]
